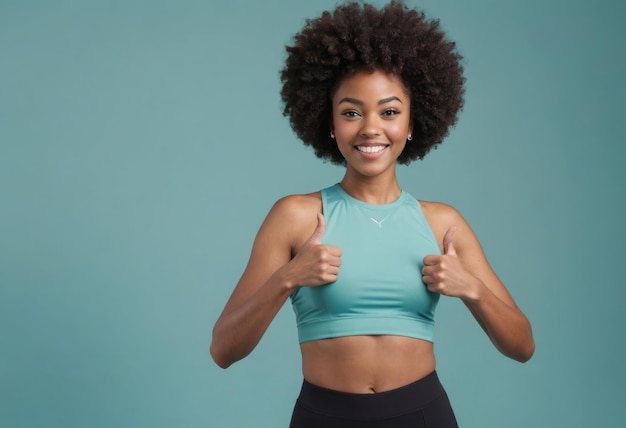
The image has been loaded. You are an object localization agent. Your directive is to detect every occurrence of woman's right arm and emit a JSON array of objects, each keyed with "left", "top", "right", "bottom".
[{"left": 210, "top": 195, "right": 341, "bottom": 368}]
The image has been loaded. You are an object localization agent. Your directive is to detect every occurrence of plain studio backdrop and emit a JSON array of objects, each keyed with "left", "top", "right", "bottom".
[{"left": 1, "top": 0, "right": 624, "bottom": 427}]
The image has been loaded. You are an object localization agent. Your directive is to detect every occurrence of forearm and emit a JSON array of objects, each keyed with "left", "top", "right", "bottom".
[
  {"left": 210, "top": 270, "right": 295, "bottom": 369},
  {"left": 463, "top": 280, "right": 535, "bottom": 362}
]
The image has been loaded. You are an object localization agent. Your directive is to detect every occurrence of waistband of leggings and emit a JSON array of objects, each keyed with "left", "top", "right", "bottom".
[{"left": 296, "top": 371, "right": 445, "bottom": 419}]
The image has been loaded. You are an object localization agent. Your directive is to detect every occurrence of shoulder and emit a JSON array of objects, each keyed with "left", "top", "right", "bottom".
[
  {"left": 269, "top": 192, "right": 322, "bottom": 222},
  {"left": 418, "top": 201, "right": 474, "bottom": 251},
  {"left": 260, "top": 192, "right": 322, "bottom": 252},
  {"left": 418, "top": 200, "right": 465, "bottom": 229}
]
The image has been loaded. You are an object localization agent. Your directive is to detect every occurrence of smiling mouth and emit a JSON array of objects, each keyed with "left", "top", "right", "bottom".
[{"left": 355, "top": 145, "right": 388, "bottom": 153}]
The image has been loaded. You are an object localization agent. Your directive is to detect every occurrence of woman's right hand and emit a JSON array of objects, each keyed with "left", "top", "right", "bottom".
[{"left": 285, "top": 212, "right": 342, "bottom": 288}]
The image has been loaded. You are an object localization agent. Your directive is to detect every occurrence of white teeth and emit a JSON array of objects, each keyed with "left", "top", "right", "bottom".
[{"left": 356, "top": 145, "right": 387, "bottom": 153}]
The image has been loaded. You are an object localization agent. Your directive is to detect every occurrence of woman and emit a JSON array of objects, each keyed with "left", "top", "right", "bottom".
[{"left": 210, "top": 1, "right": 534, "bottom": 426}]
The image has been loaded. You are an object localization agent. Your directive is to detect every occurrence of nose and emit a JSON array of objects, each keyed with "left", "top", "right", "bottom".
[{"left": 359, "top": 114, "right": 382, "bottom": 138}]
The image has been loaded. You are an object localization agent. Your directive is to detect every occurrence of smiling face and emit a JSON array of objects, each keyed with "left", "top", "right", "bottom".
[{"left": 330, "top": 69, "right": 412, "bottom": 179}]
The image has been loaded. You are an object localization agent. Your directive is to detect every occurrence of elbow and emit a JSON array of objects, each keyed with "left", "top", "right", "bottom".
[
  {"left": 520, "top": 339, "right": 536, "bottom": 363},
  {"left": 210, "top": 323, "right": 254, "bottom": 369},
  {"left": 517, "top": 323, "right": 536, "bottom": 363},
  {"left": 497, "top": 332, "right": 535, "bottom": 363},
  {"left": 210, "top": 334, "right": 235, "bottom": 369},
  {"left": 511, "top": 338, "right": 535, "bottom": 363},
  {"left": 210, "top": 321, "right": 236, "bottom": 369},
  {"left": 506, "top": 318, "right": 536, "bottom": 363},
  {"left": 210, "top": 341, "right": 233, "bottom": 369}
]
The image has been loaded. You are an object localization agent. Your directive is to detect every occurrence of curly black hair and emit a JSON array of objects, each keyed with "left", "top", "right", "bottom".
[{"left": 280, "top": 0, "right": 465, "bottom": 165}]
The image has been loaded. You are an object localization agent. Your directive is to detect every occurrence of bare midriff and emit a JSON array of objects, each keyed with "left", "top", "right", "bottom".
[{"left": 300, "top": 335, "right": 436, "bottom": 393}]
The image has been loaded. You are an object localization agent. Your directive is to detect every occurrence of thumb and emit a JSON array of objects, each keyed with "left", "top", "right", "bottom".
[
  {"left": 443, "top": 225, "right": 457, "bottom": 255},
  {"left": 303, "top": 212, "right": 326, "bottom": 247}
]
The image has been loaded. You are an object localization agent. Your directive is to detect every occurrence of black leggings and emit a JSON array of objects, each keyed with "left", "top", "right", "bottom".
[{"left": 289, "top": 371, "right": 458, "bottom": 428}]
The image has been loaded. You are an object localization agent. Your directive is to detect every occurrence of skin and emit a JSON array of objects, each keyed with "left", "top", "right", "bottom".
[{"left": 210, "top": 70, "right": 535, "bottom": 393}]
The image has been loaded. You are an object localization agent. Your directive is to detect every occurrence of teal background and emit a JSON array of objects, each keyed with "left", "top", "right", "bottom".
[{"left": 1, "top": 0, "right": 624, "bottom": 426}]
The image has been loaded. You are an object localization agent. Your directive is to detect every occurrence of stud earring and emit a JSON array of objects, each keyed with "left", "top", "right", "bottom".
[
  {"left": 407, "top": 134, "right": 413, "bottom": 141},
  {"left": 330, "top": 131, "right": 335, "bottom": 139}
]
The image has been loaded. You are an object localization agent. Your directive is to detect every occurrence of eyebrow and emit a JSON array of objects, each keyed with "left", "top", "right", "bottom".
[{"left": 337, "top": 96, "right": 403, "bottom": 106}]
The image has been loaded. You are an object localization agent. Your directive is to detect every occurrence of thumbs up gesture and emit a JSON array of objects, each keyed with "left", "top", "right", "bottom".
[
  {"left": 422, "top": 226, "right": 476, "bottom": 299},
  {"left": 287, "top": 213, "right": 342, "bottom": 288}
]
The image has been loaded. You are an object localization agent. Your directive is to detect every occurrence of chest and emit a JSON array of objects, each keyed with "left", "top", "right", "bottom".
[{"left": 314, "top": 202, "right": 440, "bottom": 312}]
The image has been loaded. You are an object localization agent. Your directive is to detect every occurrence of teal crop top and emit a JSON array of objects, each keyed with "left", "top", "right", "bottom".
[{"left": 290, "top": 184, "right": 441, "bottom": 343}]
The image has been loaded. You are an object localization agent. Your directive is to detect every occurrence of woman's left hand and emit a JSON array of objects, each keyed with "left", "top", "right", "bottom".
[{"left": 422, "top": 226, "right": 483, "bottom": 301}]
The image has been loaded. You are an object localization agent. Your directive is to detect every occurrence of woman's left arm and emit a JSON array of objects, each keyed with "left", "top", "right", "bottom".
[{"left": 421, "top": 202, "right": 535, "bottom": 362}]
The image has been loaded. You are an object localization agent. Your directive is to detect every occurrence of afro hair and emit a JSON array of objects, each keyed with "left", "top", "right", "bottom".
[{"left": 280, "top": 0, "right": 465, "bottom": 165}]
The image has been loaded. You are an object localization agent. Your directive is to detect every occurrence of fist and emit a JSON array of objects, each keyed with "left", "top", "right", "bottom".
[
  {"left": 422, "top": 226, "right": 476, "bottom": 299},
  {"left": 290, "top": 213, "right": 342, "bottom": 287}
]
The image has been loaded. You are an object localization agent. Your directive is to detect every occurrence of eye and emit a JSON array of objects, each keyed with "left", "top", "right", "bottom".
[
  {"left": 341, "top": 110, "right": 361, "bottom": 118},
  {"left": 382, "top": 109, "right": 400, "bottom": 117},
  {"left": 341, "top": 110, "right": 361, "bottom": 120}
]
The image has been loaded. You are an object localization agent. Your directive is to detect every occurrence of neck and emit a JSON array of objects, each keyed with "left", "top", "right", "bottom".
[{"left": 340, "top": 169, "right": 402, "bottom": 205}]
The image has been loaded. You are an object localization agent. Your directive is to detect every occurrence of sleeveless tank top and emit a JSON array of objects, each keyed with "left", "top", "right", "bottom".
[{"left": 290, "top": 183, "right": 441, "bottom": 343}]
